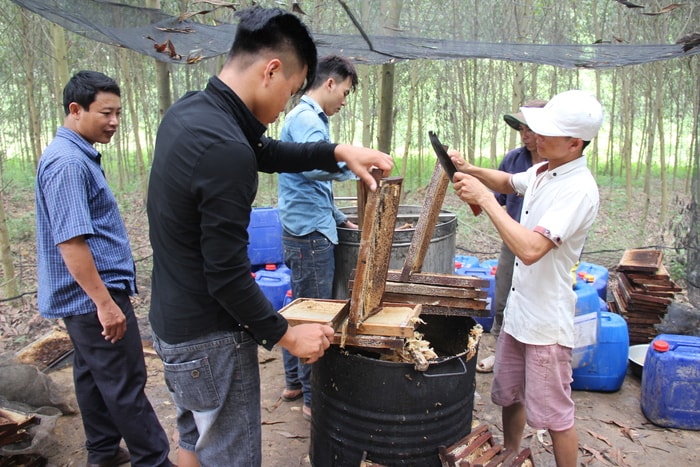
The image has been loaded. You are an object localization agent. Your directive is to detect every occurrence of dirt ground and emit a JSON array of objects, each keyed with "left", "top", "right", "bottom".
[
  {"left": 23, "top": 330, "right": 696, "bottom": 467},
  {"left": 2, "top": 185, "right": 697, "bottom": 466}
]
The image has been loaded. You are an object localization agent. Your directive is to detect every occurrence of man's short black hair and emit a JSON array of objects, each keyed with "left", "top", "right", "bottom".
[
  {"left": 310, "top": 55, "right": 358, "bottom": 92},
  {"left": 230, "top": 6, "right": 317, "bottom": 92},
  {"left": 62, "top": 71, "right": 120, "bottom": 115}
]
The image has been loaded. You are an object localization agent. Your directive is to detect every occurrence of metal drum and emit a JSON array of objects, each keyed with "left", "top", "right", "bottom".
[
  {"left": 310, "top": 315, "right": 478, "bottom": 466},
  {"left": 332, "top": 205, "right": 457, "bottom": 299}
]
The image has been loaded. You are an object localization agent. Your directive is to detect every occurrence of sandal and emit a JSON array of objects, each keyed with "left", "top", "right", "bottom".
[
  {"left": 476, "top": 355, "right": 495, "bottom": 373},
  {"left": 281, "top": 388, "right": 303, "bottom": 402},
  {"left": 302, "top": 405, "right": 312, "bottom": 421}
]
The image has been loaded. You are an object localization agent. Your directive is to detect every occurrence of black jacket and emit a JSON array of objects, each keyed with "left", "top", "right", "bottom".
[{"left": 148, "top": 76, "right": 339, "bottom": 348}]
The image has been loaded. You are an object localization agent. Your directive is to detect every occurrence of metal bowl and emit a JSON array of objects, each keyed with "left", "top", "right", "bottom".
[{"left": 628, "top": 344, "right": 649, "bottom": 378}]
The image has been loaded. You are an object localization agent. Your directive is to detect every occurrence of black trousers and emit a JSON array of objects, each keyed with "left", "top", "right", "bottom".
[{"left": 63, "top": 291, "right": 171, "bottom": 466}]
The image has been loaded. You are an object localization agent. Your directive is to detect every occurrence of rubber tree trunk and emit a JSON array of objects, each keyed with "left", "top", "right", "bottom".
[
  {"left": 146, "top": 0, "right": 172, "bottom": 118},
  {"left": 377, "top": 63, "right": 395, "bottom": 154},
  {"left": 20, "top": 10, "right": 42, "bottom": 169},
  {"left": 51, "top": 24, "right": 70, "bottom": 126},
  {"left": 376, "top": 0, "right": 402, "bottom": 155},
  {"left": 687, "top": 69, "right": 700, "bottom": 306},
  {"left": 0, "top": 191, "right": 19, "bottom": 302}
]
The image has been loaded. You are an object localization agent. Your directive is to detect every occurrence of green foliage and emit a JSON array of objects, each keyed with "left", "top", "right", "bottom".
[
  {"left": 6, "top": 211, "right": 35, "bottom": 243},
  {"left": 1, "top": 157, "right": 36, "bottom": 188},
  {"left": 668, "top": 252, "right": 687, "bottom": 284}
]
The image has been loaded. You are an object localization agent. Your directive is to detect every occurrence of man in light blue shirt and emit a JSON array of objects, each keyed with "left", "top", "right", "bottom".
[{"left": 277, "top": 55, "right": 359, "bottom": 420}]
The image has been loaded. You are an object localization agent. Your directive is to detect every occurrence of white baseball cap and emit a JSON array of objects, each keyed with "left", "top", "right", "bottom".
[{"left": 520, "top": 90, "right": 603, "bottom": 141}]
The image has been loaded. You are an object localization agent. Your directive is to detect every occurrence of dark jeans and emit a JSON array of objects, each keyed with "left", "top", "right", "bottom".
[
  {"left": 63, "top": 291, "right": 171, "bottom": 466},
  {"left": 282, "top": 230, "right": 335, "bottom": 407},
  {"left": 152, "top": 329, "right": 260, "bottom": 466}
]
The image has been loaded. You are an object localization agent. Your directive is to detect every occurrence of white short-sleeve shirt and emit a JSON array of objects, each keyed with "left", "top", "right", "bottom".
[{"left": 503, "top": 156, "right": 599, "bottom": 348}]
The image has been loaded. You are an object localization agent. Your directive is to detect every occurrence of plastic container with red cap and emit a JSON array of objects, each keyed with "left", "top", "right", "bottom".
[
  {"left": 454, "top": 255, "right": 480, "bottom": 271},
  {"left": 575, "top": 261, "right": 609, "bottom": 301},
  {"left": 247, "top": 207, "right": 284, "bottom": 267},
  {"left": 255, "top": 268, "right": 290, "bottom": 311},
  {"left": 641, "top": 334, "right": 700, "bottom": 430},
  {"left": 453, "top": 266, "right": 495, "bottom": 331}
]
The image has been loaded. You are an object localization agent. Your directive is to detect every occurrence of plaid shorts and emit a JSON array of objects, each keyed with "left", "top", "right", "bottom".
[{"left": 491, "top": 332, "right": 575, "bottom": 431}]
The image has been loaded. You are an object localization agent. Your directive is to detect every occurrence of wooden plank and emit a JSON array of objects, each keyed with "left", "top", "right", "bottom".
[
  {"left": 0, "top": 408, "right": 36, "bottom": 446},
  {"left": 349, "top": 279, "right": 488, "bottom": 299},
  {"left": 280, "top": 298, "right": 347, "bottom": 326},
  {"left": 616, "top": 275, "right": 633, "bottom": 305},
  {"left": 626, "top": 291, "right": 672, "bottom": 306},
  {"left": 637, "top": 287, "right": 677, "bottom": 298},
  {"left": 418, "top": 304, "right": 490, "bottom": 317},
  {"left": 617, "top": 274, "right": 671, "bottom": 306},
  {"left": 349, "top": 175, "right": 403, "bottom": 330},
  {"left": 330, "top": 333, "right": 404, "bottom": 349},
  {"left": 399, "top": 161, "right": 450, "bottom": 280},
  {"left": 612, "top": 285, "right": 629, "bottom": 309},
  {"left": 628, "top": 277, "right": 676, "bottom": 288},
  {"left": 382, "top": 292, "right": 487, "bottom": 309},
  {"left": 385, "top": 270, "right": 490, "bottom": 289},
  {"left": 357, "top": 303, "right": 422, "bottom": 338},
  {"left": 355, "top": 179, "right": 369, "bottom": 228},
  {"left": 617, "top": 249, "right": 663, "bottom": 272},
  {"left": 439, "top": 424, "right": 491, "bottom": 467},
  {"left": 384, "top": 282, "right": 487, "bottom": 299},
  {"left": 620, "top": 272, "right": 680, "bottom": 297},
  {"left": 342, "top": 211, "right": 458, "bottom": 223},
  {"left": 620, "top": 315, "right": 664, "bottom": 324},
  {"left": 281, "top": 298, "right": 420, "bottom": 339},
  {"left": 627, "top": 274, "right": 672, "bottom": 285}
]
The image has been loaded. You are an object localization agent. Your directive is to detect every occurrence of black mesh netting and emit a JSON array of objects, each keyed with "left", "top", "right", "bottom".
[{"left": 10, "top": 0, "right": 700, "bottom": 67}]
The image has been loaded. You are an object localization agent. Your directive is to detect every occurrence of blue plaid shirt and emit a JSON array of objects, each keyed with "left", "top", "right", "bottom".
[{"left": 35, "top": 127, "right": 136, "bottom": 319}]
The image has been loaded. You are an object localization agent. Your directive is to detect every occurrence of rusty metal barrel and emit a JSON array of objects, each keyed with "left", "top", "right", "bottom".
[
  {"left": 310, "top": 315, "right": 478, "bottom": 466},
  {"left": 332, "top": 205, "right": 457, "bottom": 299}
]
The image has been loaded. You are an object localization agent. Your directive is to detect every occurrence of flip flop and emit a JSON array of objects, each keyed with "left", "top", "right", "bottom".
[
  {"left": 302, "top": 405, "right": 312, "bottom": 421},
  {"left": 476, "top": 355, "right": 495, "bottom": 373},
  {"left": 281, "top": 388, "right": 303, "bottom": 401}
]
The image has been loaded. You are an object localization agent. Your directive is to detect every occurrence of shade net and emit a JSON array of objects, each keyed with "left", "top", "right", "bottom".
[{"left": 9, "top": 0, "right": 700, "bottom": 67}]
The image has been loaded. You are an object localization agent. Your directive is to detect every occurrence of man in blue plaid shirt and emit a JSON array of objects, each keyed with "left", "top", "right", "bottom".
[{"left": 35, "top": 71, "right": 172, "bottom": 467}]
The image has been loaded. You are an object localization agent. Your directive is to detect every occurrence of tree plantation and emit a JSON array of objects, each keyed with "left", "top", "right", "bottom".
[{"left": 0, "top": 0, "right": 699, "bottom": 302}]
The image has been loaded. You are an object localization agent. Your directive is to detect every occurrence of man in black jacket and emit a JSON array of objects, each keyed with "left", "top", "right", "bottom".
[{"left": 147, "top": 6, "right": 393, "bottom": 466}]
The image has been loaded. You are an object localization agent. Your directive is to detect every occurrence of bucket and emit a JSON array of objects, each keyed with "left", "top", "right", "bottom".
[
  {"left": 641, "top": 334, "right": 700, "bottom": 430},
  {"left": 572, "top": 311, "right": 629, "bottom": 392},
  {"left": 573, "top": 282, "right": 600, "bottom": 369},
  {"left": 454, "top": 267, "right": 495, "bottom": 332},
  {"left": 576, "top": 261, "right": 609, "bottom": 301},
  {"left": 247, "top": 207, "right": 284, "bottom": 267},
  {"left": 255, "top": 269, "right": 290, "bottom": 311},
  {"left": 310, "top": 315, "right": 478, "bottom": 466},
  {"left": 332, "top": 206, "right": 457, "bottom": 299}
]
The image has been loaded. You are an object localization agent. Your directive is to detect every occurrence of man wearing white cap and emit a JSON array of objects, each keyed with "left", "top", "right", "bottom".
[{"left": 449, "top": 90, "right": 604, "bottom": 467}]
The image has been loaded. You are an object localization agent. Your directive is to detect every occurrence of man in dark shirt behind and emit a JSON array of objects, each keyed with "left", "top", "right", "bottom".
[{"left": 146, "top": 6, "right": 393, "bottom": 466}]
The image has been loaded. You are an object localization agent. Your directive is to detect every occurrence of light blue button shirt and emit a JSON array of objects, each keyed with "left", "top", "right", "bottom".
[{"left": 277, "top": 96, "right": 356, "bottom": 244}]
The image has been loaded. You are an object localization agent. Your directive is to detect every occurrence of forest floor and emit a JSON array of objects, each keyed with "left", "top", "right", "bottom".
[
  {"left": 27, "top": 332, "right": 700, "bottom": 467},
  {"left": 1, "top": 177, "right": 699, "bottom": 466}
]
